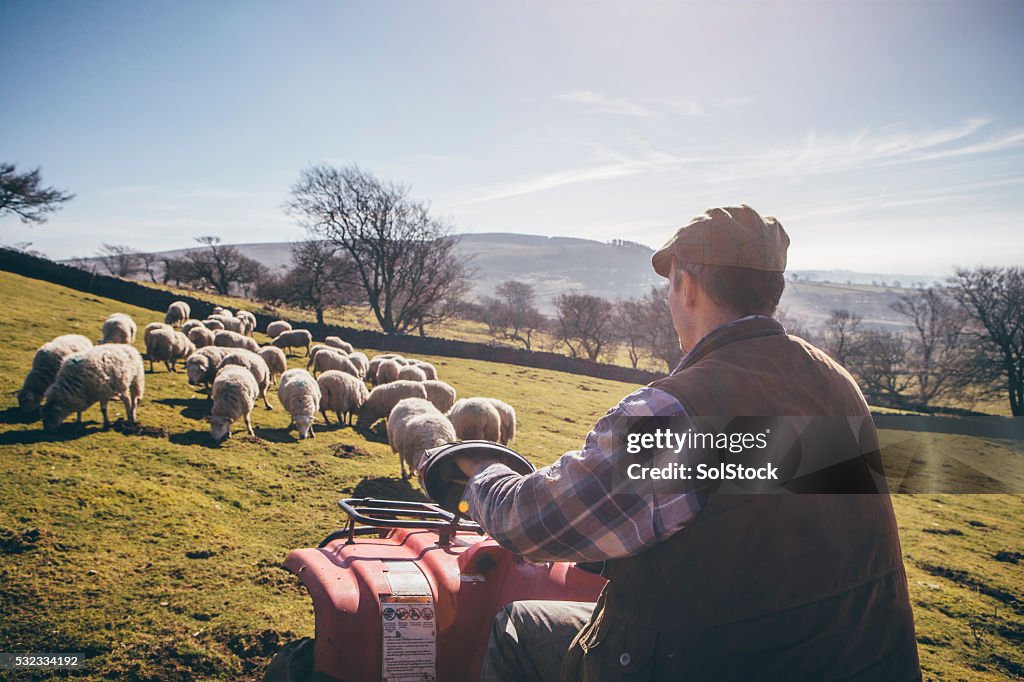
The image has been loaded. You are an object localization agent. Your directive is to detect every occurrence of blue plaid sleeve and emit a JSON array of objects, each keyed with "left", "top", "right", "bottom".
[{"left": 463, "top": 386, "right": 704, "bottom": 562}]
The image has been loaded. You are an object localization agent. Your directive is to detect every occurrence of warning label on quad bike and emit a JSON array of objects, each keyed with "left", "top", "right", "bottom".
[{"left": 380, "top": 561, "right": 436, "bottom": 681}]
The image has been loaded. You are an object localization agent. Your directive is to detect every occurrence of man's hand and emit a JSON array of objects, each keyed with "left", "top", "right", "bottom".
[{"left": 455, "top": 455, "right": 502, "bottom": 480}]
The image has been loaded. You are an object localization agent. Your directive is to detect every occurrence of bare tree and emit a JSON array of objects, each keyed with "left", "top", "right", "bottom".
[
  {"left": 640, "top": 285, "right": 683, "bottom": 372},
  {"left": 0, "top": 163, "right": 74, "bottom": 225},
  {"left": 263, "top": 240, "right": 356, "bottom": 324},
  {"left": 554, "top": 292, "right": 615, "bottom": 361},
  {"left": 286, "top": 165, "right": 470, "bottom": 335},
  {"left": 846, "top": 331, "right": 913, "bottom": 408},
  {"left": 137, "top": 251, "right": 161, "bottom": 283},
  {"left": 948, "top": 267, "right": 1024, "bottom": 416},
  {"left": 822, "top": 309, "right": 863, "bottom": 365},
  {"left": 613, "top": 298, "right": 648, "bottom": 369},
  {"left": 161, "top": 256, "right": 190, "bottom": 287},
  {"left": 482, "top": 281, "right": 547, "bottom": 350},
  {"left": 183, "top": 236, "right": 263, "bottom": 295},
  {"left": 96, "top": 243, "right": 141, "bottom": 278}
]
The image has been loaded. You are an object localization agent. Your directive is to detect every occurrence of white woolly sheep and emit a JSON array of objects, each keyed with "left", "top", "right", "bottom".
[
  {"left": 210, "top": 365, "right": 258, "bottom": 441},
  {"left": 367, "top": 356, "right": 383, "bottom": 385},
  {"left": 447, "top": 398, "right": 502, "bottom": 442},
  {"left": 325, "top": 336, "right": 354, "bottom": 353},
  {"left": 487, "top": 398, "right": 517, "bottom": 445},
  {"left": 236, "top": 310, "right": 257, "bottom": 336},
  {"left": 305, "top": 344, "right": 329, "bottom": 370},
  {"left": 258, "top": 346, "right": 287, "bottom": 384},
  {"left": 218, "top": 350, "right": 272, "bottom": 409},
  {"left": 377, "top": 353, "right": 410, "bottom": 365},
  {"left": 375, "top": 358, "right": 401, "bottom": 385},
  {"left": 101, "top": 313, "right": 137, "bottom": 345},
  {"left": 347, "top": 352, "right": 369, "bottom": 379},
  {"left": 387, "top": 398, "right": 457, "bottom": 480},
  {"left": 214, "top": 329, "right": 260, "bottom": 354},
  {"left": 409, "top": 360, "right": 437, "bottom": 380},
  {"left": 181, "top": 319, "right": 204, "bottom": 335},
  {"left": 187, "top": 325, "right": 215, "bottom": 348},
  {"left": 18, "top": 334, "right": 94, "bottom": 413},
  {"left": 422, "top": 380, "right": 457, "bottom": 414},
  {"left": 272, "top": 329, "right": 313, "bottom": 356},
  {"left": 185, "top": 346, "right": 233, "bottom": 387},
  {"left": 164, "top": 301, "right": 191, "bottom": 326},
  {"left": 397, "top": 364, "right": 427, "bottom": 382},
  {"left": 317, "top": 370, "right": 369, "bottom": 425},
  {"left": 212, "top": 306, "right": 232, "bottom": 317},
  {"left": 143, "top": 322, "right": 172, "bottom": 345},
  {"left": 311, "top": 348, "right": 359, "bottom": 378},
  {"left": 210, "top": 314, "right": 244, "bottom": 333},
  {"left": 278, "top": 369, "right": 322, "bottom": 440},
  {"left": 203, "top": 318, "right": 225, "bottom": 331},
  {"left": 145, "top": 328, "right": 196, "bottom": 373},
  {"left": 41, "top": 344, "right": 144, "bottom": 431},
  {"left": 356, "top": 380, "right": 428, "bottom": 430},
  {"left": 266, "top": 320, "right": 292, "bottom": 338}
]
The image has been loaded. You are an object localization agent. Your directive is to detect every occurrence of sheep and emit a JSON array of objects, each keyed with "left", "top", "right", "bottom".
[
  {"left": 181, "top": 319, "right": 204, "bottom": 335},
  {"left": 311, "top": 348, "right": 359, "bottom": 378},
  {"left": 397, "top": 364, "right": 427, "bottom": 382},
  {"left": 214, "top": 329, "right": 260, "bottom": 354},
  {"left": 145, "top": 328, "right": 195, "bottom": 373},
  {"left": 187, "top": 325, "right": 215, "bottom": 348},
  {"left": 367, "top": 356, "right": 384, "bottom": 385},
  {"left": 18, "top": 334, "right": 94, "bottom": 413},
  {"left": 422, "top": 380, "right": 457, "bottom": 413},
  {"left": 266, "top": 320, "right": 292, "bottom": 338},
  {"left": 185, "top": 346, "right": 233, "bottom": 388},
  {"left": 447, "top": 398, "right": 502, "bottom": 442},
  {"left": 278, "top": 369, "right": 322, "bottom": 440},
  {"left": 375, "top": 358, "right": 401, "bottom": 385},
  {"left": 164, "top": 301, "right": 191, "bottom": 327},
  {"left": 487, "top": 398, "right": 517, "bottom": 445},
  {"left": 203, "top": 318, "right": 225, "bottom": 331},
  {"left": 209, "top": 365, "right": 258, "bottom": 441},
  {"left": 212, "top": 306, "right": 232, "bottom": 317},
  {"left": 325, "top": 336, "right": 354, "bottom": 353},
  {"left": 387, "top": 398, "right": 457, "bottom": 480},
  {"left": 305, "top": 344, "right": 330, "bottom": 370},
  {"left": 377, "top": 353, "right": 410, "bottom": 365},
  {"left": 347, "top": 351, "right": 369, "bottom": 379},
  {"left": 258, "top": 345, "right": 287, "bottom": 385},
  {"left": 101, "top": 313, "right": 137, "bottom": 344},
  {"left": 356, "top": 380, "right": 429, "bottom": 430},
  {"left": 143, "top": 322, "right": 172, "bottom": 345},
  {"left": 410, "top": 360, "right": 438, "bottom": 380},
  {"left": 211, "top": 314, "right": 244, "bottom": 333},
  {"left": 218, "top": 350, "right": 272, "bottom": 409},
  {"left": 41, "top": 344, "right": 144, "bottom": 431},
  {"left": 317, "top": 370, "right": 369, "bottom": 425},
  {"left": 236, "top": 310, "right": 257, "bottom": 336},
  {"left": 272, "top": 329, "right": 313, "bottom": 356}
]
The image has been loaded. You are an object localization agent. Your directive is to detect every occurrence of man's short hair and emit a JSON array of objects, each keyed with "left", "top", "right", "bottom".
[{"left": 674, "top": 260, "right": 785, "bottom": 317}]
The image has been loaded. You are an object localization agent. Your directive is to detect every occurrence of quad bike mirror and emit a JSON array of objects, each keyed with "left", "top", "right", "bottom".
[{"left": 419, "top": 441, "right": 536, "bottom": 513}]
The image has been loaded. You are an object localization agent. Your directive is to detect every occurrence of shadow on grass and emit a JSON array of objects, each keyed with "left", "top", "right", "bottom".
[
  {"left": 355, "top": 420, "right": 389, "bottom": 444},
  {"left": 350, "top": 476, "right": 429, "bottom": 502},
  {"left": 0, "top": 421, "right": 102, "bottom": 445},
  {"left": 168, "top": 429, "right": 221, "bottom": 449},
  {"left": 156, "top": 397, "right": 210, "bottom": 420},
  {"left": 0, "top": 406, "right": 37, "bottom": 425},
  {"left": 253, "top": 427, "right": 306, "bottom": 444}
]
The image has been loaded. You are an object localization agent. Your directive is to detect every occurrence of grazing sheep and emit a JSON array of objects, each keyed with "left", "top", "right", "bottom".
[
  {"left": 210, "top": 365, "right": 258, "bottom": 441},
  {"left": 214, "top": 329, "right": 260, "bottom": 354},
  {"left": 447, "top": 398, "right": 501, "bottom": 442},
  {"left": 143, "top": 322, "right": 172, "bottom": 345},
  {"left": 375, "top": 359, "right": 401, "bottom": 385},
  {"left": 305, "top": 344, "right": 329, "bottom": 370},
  {"left": 18, "top": 334, "right": 94, "bottom": 413},
  {"left": 212, "top": 306, "right": 232, "bottom": 317},
  {"left": 387, "top": 398, "right": 456, "bottom": 479},
  {"left": 41, "top": 344, "right": 144, "bottom": 431},
  {"left": 325, "top": 336, "right": 354, "bottom": 353},
  {"left": 397, "top": 364, "right": 427, "bottom": 382},
  {"left": 187, "top": 325, "right": 215, "bottom": 348},
  {"left": 203, "top": 318, "right": 225, "bottom": 331},
  {"left": 311, "top": 348, "right": 359, "bottom": 378},
  {"left": 317, "top": 370, "right": 369, "bottom": 425},
  {"left": 164, "top": 301, "right": 191, "bottom": 327},
  {"left": 266, "top": 320, "right": 292, "bottom": 338},
  {"left": 272, "top": 329, "right": 313, "bottom": 356},
  {"left": 236, "top": 310, "right": 257, "bottom": 336},
  {"left": 278, "top": 369, "right": 321, "bottom": 440},
  {"left": 410, "top": 360, "right": 437, "bottom": 380},
  {"left": 210, "top": 314, "right": 244, "bottom": 333},
  {"left": 422, "top": 380, "right": 457, "bottom": 414},
  {"left": 218, "top": 350, "right": 272, "bottom": 409},
  {"left": 258, "top": 346, "right": 287, "bottom": 385},
  {"left": 145, "top": 328, "right": 195, "bottom": 373},
  {"left": 347, "top": 351, "right": 369, "bottom": 379},
  {"left": 181, "top": 319, "right": 204, "bottom": 335},
  {"left": 487, "top": 398, "right": 517, "bottom": 445},
  {"left": 185, "top": 346, "right": 233, "bottom": 388},
  {"left": 101, "top": 313, "right": 137, "bottom": 344},
  {"left": 356, "top": 380, "right": 428, "bottom": 430},
  {"left": 377, "top": 353, "right": 410, "bottom": 365}
]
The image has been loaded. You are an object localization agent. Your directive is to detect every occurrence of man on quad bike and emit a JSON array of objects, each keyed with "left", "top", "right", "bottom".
[{"left": 451, "top": 206, "right": 922, "bottom": 681}]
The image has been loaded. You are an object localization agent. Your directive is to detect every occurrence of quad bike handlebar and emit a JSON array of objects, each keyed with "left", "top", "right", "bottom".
[{"left": 418, "top": 440, "right": 537, "bottom": 513}]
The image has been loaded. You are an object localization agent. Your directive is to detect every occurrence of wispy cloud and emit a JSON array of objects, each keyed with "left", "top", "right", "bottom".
[{"left": 555, "top": 90, "right": 658, "bottom": 118}]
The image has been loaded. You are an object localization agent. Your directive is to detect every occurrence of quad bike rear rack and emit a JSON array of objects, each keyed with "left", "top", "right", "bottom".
[{"left": 319, "top": 497, "right": 485, "bottom": 548}]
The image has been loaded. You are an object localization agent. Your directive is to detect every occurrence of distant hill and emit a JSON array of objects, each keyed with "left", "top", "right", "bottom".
[{"left": 70, "top": 233, "right": 939, "bottom": 330}]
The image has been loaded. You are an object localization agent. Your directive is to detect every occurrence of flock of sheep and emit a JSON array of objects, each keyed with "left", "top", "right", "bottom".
[{"left": 17, "top": 300, "right": 517, "bottom": 480}]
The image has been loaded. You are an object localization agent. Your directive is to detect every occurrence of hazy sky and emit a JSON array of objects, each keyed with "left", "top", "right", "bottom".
[{"left": 2, "top": 1, "right": 1022, "bottom": 274}]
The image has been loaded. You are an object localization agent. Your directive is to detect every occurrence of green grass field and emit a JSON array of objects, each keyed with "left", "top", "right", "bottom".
[{"left": 1, "top": 270, "right": 1021, "bottom": 681}]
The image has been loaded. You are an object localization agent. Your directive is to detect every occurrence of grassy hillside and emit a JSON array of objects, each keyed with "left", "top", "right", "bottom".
[{"left": 0, "top": 269, "right": 1020, "bottom": 681}]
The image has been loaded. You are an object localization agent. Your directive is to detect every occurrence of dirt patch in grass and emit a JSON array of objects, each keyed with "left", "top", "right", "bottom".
[
  {"left": 330, "top": 442, "right": 372, "bottom": 459},
  {"left": 915, "top": 560, "right": 1023, "bottom": 613},
  {"left": 923, "top": 527, "right": 965, "bottom": 536},
  {"left": 0, "top": 527, "right": 45, "bottom": 554},
  {"left": 993, "top": 550, "right": 1022, "bottom": 564},
  {"left": 349, "top": 476, "right": 429, "bottom": 502},
  {"left": 114, "top": 418, "right": 169, "bottom": 438}
]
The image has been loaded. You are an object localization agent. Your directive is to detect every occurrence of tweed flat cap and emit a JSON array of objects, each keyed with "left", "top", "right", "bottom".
[{"left": 652, "top": 205, "right": 790, "bottom": 277}]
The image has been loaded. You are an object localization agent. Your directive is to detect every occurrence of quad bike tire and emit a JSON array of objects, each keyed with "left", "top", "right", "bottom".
[{"left": 264, "top": 637, "right": 317, "bottom": 682}]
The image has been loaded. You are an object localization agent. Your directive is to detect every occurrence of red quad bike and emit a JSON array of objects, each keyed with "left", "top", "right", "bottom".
[{"left": 265, "top": 442, "right": 606, "bottom": 682}]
